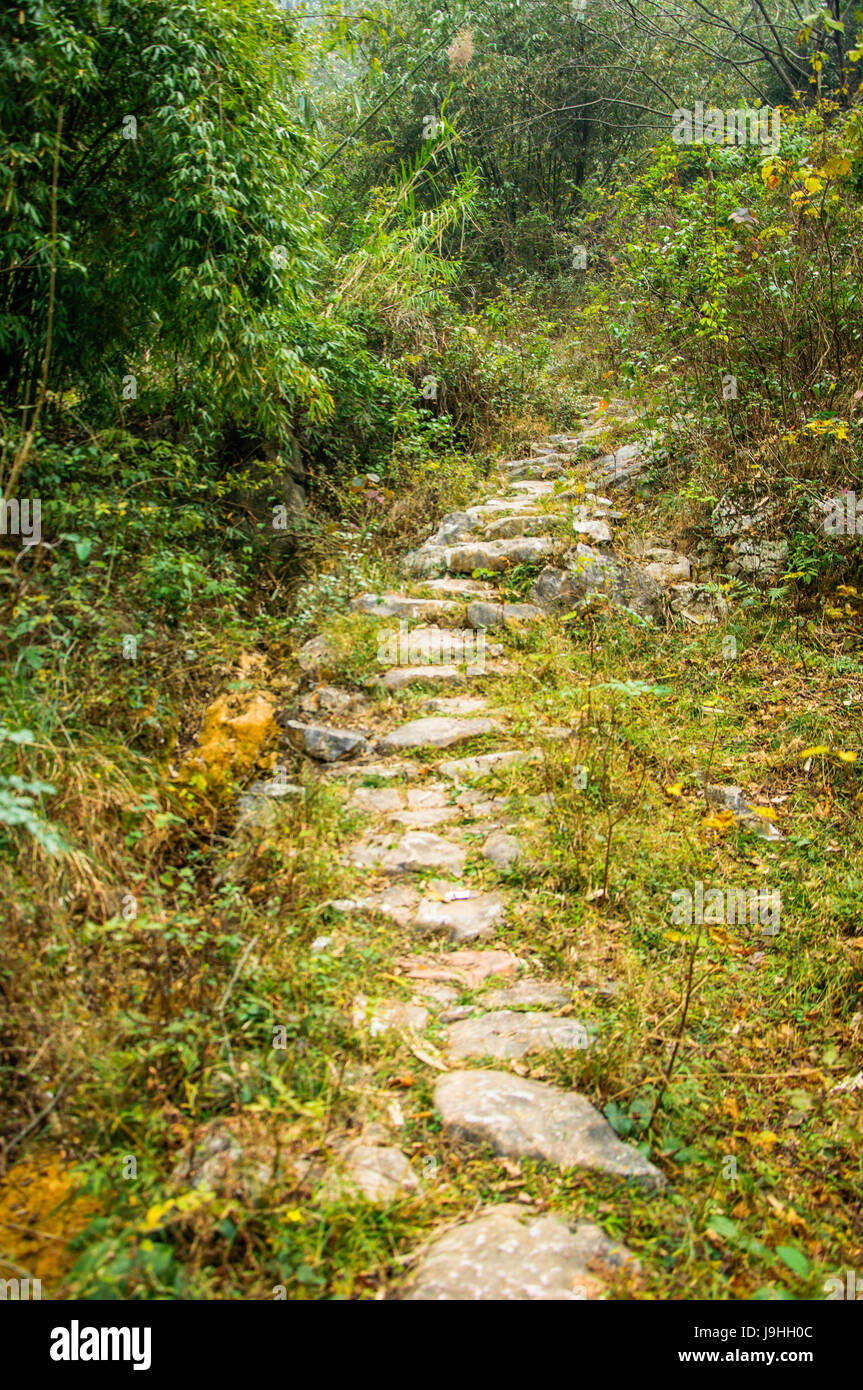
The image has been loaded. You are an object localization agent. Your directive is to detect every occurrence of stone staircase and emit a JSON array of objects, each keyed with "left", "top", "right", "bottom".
[{"left": 278, "top": 402, "right": 708, "bottom": 1297}]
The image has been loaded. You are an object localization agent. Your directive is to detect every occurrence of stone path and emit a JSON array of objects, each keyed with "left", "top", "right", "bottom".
[{"left": 281, "top": 402, "right": 712, "bottom": 1298}]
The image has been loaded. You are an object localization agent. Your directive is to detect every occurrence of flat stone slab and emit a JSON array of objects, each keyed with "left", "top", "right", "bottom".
[
  {"left": 349, "top": 830, "right": 466, "bottom": 876},
  {"left": 297, "top": 685, "right": 358, "bottom": 718},
  {"left": 325, "top": 758, "right": 420, "bottom": 780},
  {"left": 483, "top": 981, "right": 571, "bottom": 1008},
  {"left": 353, "top": 994, "right": 429, "bottom": 1036},
  {"left": 284, "top": 720, "right": 368, "bottom": 762},
  {"left": 420, "top": 577, "right": 499, "bottom": 597},
  {"left": 406, "top": 786, "right": 450, "bottom": 808},
  {"left": 340, "top": 1144, "right": 419, "bottom": 1202},
  {"left": 668, "top": 582, "right": 728, "bottom": 625},
  {"left": 415, "top": 891, "right": 507, "bottom": 942},
  {"left": 444, "top": 1011, "right": 588, "bottom": 1061},
  {"left": 300, "top": 1141, "right": 420, "bottom": 1204},
  {"left": 351, "top": 592, "right": 461, "bottom": 620},
  {"left": 507, "top": 480, "right": 559, "bottom": 497},
  {"left": 390, "top": 806, "right": 460, "bottom": 829},
  {"left": 439, "top": 749, "right": 541, "bottom": 781},
  {"left": 482, "top": 830, "right": 520, "bottom": 868},
  {"left": 466, "top": 601, "right": 542, "bottom": 629},
  {"left": 401, "top": 1205, "right": 638, "bottom": 1300},
  {"left": 329, "top": 884, "right": 419, "bottom": 927},
  {"left": 377, "top": 660, "right": 514, "bottom": 691},
  {"left": 350, "top": 786, "right": 405, "bottom": 814},
  {"left": 379, "top": 717, "right": 497, "bottom": 752},
  {"left": 434, "top": 1071, "right": 666, "bottom": 1187},
  {"left": 642, "top": 552, "right": 692, "bottom": 584},
  {"left": 396, "top": 950, "right": 521, "bottom": 987},
  {"left": 380, "top": 664, "right": 467, "bottom": 691},
  {"left": 375, "top": 625, "right": 504, "bottom": 666},
  {"left": 425, "top": 696, "right": 489, "bottom": 716},
  {"left": 445, "top": 538, "right": 556, "bottom": 574},
  {"left": 531, "top": 546, "right": 664, "bottom": 623},
  {"left": 482, "top": 515, "right": 550, "bottom": 540},
  {"left": 572, "top": 518, "right": 612, "bottom": 544}
]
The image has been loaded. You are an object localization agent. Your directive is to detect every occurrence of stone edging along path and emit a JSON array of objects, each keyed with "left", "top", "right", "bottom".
[{"left": 281, "top": 402, "right": 724, "bottom": 1299}]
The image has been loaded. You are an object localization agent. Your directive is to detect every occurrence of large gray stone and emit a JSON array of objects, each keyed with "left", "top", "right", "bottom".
[
  {"left": 401, "top": 545, "right": 449, "bottom": 578},
  {"left": 730, "top": 537, "right": 788, "bottom": 577},
  {"left": 421, "top": 576, "right": 499, "bottom": 597},
  {"left": 445, "top": 538, "right": 557, "bottom": 574},
  {"left": 434, "top": 1070, "right": 666, "bottom": 1187},
  {"left": 375, "top": 624, "right": 503, "bottom": 667},
  {"left": 396, "top": 950, "right": 521, "bottom": 987},
  {"left": 380, "top": 717, "right": 496, "bottom": 752},
  {"left": 482, "top": 830, "right": 521, "bottom": 868},
  {"left": 444, "top": 1011, "right": 588, "bottom": 1061},
  {"left": 414, "top": 891, "right": 507, "bottom": 942},
  {"left": 530, "top": 545, "right": 664, "bottom": 623},
  {"left": 439, "top": 748, "right": 541, "bottom": 781},
  {"left": 350, "top": 830, "right": 466, "bottom": 876},
  {"left": 427, "top": 512, "right": 478, "bottom": 546},
  {"left": 331, "top": 883, "right": 419, "bottom": 927},
  {"left": 284, "top": 720, "right": 368, "bottom": 762},
  {"left": 482, "top": 515, "right": 552, "bottom": 540},
  {"left": 572, "top": 518, "right": 613, "bottom": 544},
  {"left": 339, "top": 1144, "right": 419, "bottom": 1202},
  {"left": 594, "top": 441, "right": 649, "bottom": 489},
  {"left": 400, "top": 1205, "right": 638, "bottom": 1300},
  {"left": 380, "top": 664, "right": 467, "bottom": 691},
  {"left": 466, "top": 601, "right": 542, "bottom": 629},
  {"left": 640, "top": 549, "right": 692, "bottom": 584},
  {"left": 668, "top": 582, "right": 728, "bottom": 626},
  {"left": 351, "top": 592, "right": 461, "bottom": 621},
  {"left": 483, "top": 980, "right": 571, "bottom": 1008}
]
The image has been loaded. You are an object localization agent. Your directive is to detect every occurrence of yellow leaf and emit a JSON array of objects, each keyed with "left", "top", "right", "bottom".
[
  {"left": 823, "top": 154, "right": 851, "bottom": 178},
  {"left": 665, "top": 782, "right": 684, "bottom": 798},
  {"left": 751, "top": 1129, "right": 780, "bottom": 1150},
  {"left": 836, "top": 585, "right": 858, "bottom": 596},
  {"left": 800, "top": 745, "right": 830, "bottom": 757},
  {"left": 836, "top": 750, "right": 858, "bottom": 763}
]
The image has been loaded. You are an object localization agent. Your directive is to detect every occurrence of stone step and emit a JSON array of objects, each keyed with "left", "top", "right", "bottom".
[
  {"left": 284, "top": 720, "right": 369, "bottom": 762},
  {"left": 506, "top": 479, "right": 561, "bottom": 498},
  {"left": 444, "top": 538, "right": 558, "bottom": 574},
  {"left": 434, "top": 1070, "right": 666, "bottom": 1187},
  {"left": 482, "top": 514, "right": 557, "bottom": 540},
  {"left": 351, "top": 592, "right": 462, "bottom": 620},
  {"left": 465, "top": 600, "right": 542, "bottom": 630},
  {"left": 396, "top": 950, "right": 521, "bottom": 988},
  {"left": 572, "top": 518, "right": 612, "bottom": 544},
  {"left": 482, "top": 980, "right": 571, "bottom": 1008},
  {"left": 348, "top": 830, "right": 466, "bottom": 876},
  {"left": 377, "top": 660, "right": 515, "bottom": 692},
  {"left": 415, "top": 576, "right": 499, "bottom": 598},
  {"left": 379, "top": 716, "right": 498, "bottom": 752},
  {"left": 400, "top": 1206, "right": 639, "bottom": 1301},
  {"left": 373, "top": 624, "right": 505, "bottom": 666},
  {"left": 438, "top": 748, "right": 541, "bottom": 781},
  {"left": 414, "top": 890, "right": 507, "bottom": 943},
  {"left": 443, "top": 1010, "right": 588, "bottom": 1061}
]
